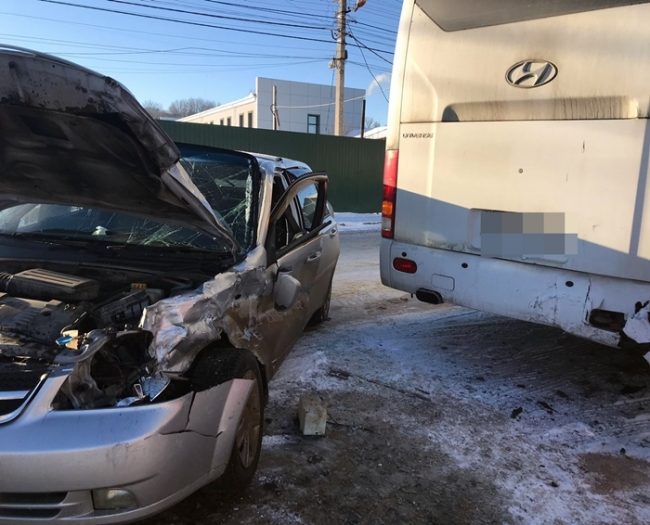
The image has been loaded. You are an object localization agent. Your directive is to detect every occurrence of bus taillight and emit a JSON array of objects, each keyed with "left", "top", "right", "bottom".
[{"left": 382, "top": 149, "right": 399, "bottom": 239}]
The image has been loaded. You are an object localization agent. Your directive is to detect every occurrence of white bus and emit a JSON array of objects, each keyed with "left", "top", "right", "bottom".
[{"left": 380, "top": 0, "right": 650, "bottom": 349}]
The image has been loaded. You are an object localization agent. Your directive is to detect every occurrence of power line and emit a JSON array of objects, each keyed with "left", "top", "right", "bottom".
[
  {"left": 199, "top": 0, "right": 336, "bottom": 22},
  {"left": 106, "top": 0, "right": 332, "bottom": 30},
  {"left": 34, "top": 0, "right": 394, "bottom": 54},
  {"left": 92, "top": 61, "right": 324, "bottom": 74},
  {"left": 349, "top": 28, "right": 398, "bottom": 49},
  {"left": 0, "top": 33, "right": 329, "bottom": 60},
  {"left": 277, "top": 94, "right": 365, "bottom": 110},
  {"left": 347, "top": 30, "right": 389, "bottom": 102},
  {"left": 10, "top": 0, "right": 397, "bottom": 117},
  {"left": 348, "top": 60, "right": 389, "bottom": 71},
  {"left": 0, "top": 11, "right": 334, "bottom": 52},
  {"left": 28, "top": 54, "right": 325, "bottom": 67},
  {"left": 348, "top": 15, "right": 398, "bottom": 35},
  {"left": 0, "top": 35, "right": 331, "bottom": 72},
  {"left": 348, "top": 32, "right": 393, "bottom": 65}
]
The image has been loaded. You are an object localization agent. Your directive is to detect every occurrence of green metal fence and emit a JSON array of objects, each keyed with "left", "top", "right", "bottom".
[{"left": 160, "top": 121, "right": 385, "bottom": 213}]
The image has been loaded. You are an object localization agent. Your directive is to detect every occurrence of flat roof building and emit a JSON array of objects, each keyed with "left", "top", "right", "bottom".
[{"left": 179, "top": 77, "right": 365, "bottom": 136}]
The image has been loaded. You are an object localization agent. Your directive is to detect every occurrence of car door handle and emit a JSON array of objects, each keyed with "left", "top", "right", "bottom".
[
  {"left": 329, "top": 227, "right": 338, "bottom": 237},
  {"left": 307, "top": 251, "right": 322, "bottom": 263}
]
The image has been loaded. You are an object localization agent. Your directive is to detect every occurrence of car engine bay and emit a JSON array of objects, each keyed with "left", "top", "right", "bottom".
[{"left": 0, "top": 266, "right": 198, "bottom": 410}]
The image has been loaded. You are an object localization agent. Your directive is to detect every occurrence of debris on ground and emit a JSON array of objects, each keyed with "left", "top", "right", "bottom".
[
  {"left": 511, "top": 407, "right": 523, "bottom": 419},
  {"left": 298, "top": 393, "right": 327, "bottom": 436}
]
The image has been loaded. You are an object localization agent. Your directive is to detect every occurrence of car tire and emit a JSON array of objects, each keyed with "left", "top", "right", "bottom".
[
  {"left": 308, "top": 279, "right": 332, "bottom": 326},
  {"left": 189, "top": 348, "right": 264, "bottom": 492}
]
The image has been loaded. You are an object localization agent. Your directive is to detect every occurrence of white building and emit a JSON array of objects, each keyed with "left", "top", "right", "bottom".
[
  {"left": 179, "top": 77, "right": 365, "bottom": 136},
  {"left": 350, "top": 125, "right": 388, "bottom": 139}
]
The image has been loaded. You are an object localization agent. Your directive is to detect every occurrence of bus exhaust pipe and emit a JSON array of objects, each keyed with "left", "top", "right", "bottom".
[{"left": 415, "top": 289, "right": 444, "bottom": 305}]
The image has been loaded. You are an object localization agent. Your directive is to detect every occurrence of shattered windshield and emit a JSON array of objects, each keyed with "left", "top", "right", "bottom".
[
  {"left": 0, "top": 203, "right": 230, "bottom": 252},
  {"left": 179, "top": 144, "right": 259, "bottom": 249},
  {"left": 0, "top": 145, "right": 258, "bottom": 254}
]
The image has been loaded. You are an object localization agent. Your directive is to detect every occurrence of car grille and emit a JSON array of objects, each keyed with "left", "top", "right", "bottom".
[
  {"left": 0, "top": 492, "right": 96, "bottom": 521},
  {"left": 0, "top": 492, "right": 67, "bottom": 519},
  {"left": 0, "top": 362, "right": 48, "bottom": 423}
]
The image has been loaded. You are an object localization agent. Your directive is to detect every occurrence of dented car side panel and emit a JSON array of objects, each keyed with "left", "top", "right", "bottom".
[{"left": 141, "top": 171, "right": 334, "bottom": 378}]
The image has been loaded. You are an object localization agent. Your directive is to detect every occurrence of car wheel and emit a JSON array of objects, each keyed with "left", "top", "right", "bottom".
[
  {"left": 190, "top": 348, "right": 264, "bottom": 492},
  {"left": 308, "top": 280, "right": 332, "bottom": 326}
]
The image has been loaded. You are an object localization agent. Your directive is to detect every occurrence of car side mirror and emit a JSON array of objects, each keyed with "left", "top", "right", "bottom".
[{"left": 274, "top": 269, "right": 301, "bottom": 310}]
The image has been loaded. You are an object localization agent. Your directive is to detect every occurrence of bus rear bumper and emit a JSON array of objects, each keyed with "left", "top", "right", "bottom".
[{"left": 381, "top": 239, "right": 650, "bottom": 348}]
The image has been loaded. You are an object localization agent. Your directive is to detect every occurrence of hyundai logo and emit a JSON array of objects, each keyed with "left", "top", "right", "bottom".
[{"left": 506, "top": 60, "right": 558, "bottom": 88}]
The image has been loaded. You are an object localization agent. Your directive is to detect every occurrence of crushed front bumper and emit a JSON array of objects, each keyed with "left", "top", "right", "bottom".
[{"left": 0, "top": 369, "right": 252, "bottom": 524}]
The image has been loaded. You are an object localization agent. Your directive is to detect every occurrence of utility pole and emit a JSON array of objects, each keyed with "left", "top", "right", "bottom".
[
  {"left": 332, "top": 1, "right": 366, "bottom": 136},
  {"left": 333, "top": 0, "right": 347, "bottom": 136},
  {"left": 271, "top": 84, "right": 280, "bottom": 131}
]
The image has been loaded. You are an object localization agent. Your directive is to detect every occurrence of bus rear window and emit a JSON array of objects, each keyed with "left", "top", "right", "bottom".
[{"left": 416, "top": 0, "right": 649, "bottom": 31}]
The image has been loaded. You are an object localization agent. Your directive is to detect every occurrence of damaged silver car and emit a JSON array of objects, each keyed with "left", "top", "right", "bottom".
[{"left": 0, "top": 45, "right": 339, "bottom": 523}]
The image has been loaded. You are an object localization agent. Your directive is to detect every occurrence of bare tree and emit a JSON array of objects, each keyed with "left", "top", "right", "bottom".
[
  {"left": 167, "top": 97, "right": 217, "bottom": 118},
  {"left": 141, "top": 100, "right": 167, "bottom": 119},
  {"left": 364, "top": 116, "right": 382, "bottom": 130}
]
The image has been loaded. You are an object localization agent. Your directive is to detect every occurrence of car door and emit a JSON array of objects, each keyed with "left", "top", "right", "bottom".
[
  {"left": 263, "top": 173, "right": 330, "bottom": 374},
  {"left": 293, "top": 181, "right": 339, "bottom": 317}
]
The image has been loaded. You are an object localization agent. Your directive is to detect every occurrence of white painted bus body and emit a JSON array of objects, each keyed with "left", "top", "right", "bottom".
[{"left": 380, "top": 0, "right": 650, "bottom": 347}]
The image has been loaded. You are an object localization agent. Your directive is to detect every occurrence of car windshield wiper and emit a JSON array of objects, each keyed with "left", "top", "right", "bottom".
[
  {"left": 8, "top": 231, "right": 123, "bottom": 243},
  {"left": 0, "top": 231, "right": 92, "bottom": 248},
  {"left": 0, "top": 231, "right": 227, "bottom": 255},
  {"left": 126, "top": 243, "right": 227, "bottom": 256}
]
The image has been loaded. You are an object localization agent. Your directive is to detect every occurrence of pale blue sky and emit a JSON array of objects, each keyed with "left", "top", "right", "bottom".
[{"left": 1, "top": 0, "right": 400, "bottom": 125}]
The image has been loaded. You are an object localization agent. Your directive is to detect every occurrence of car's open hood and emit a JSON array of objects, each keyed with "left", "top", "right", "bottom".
[{"left": 0, "top": 45, "right": 240, "bottom": 253}]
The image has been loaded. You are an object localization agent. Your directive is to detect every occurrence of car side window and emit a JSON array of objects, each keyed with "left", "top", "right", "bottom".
[
  {"left": 272, "top": 175, "right": 301, "bottom": 250},
  {"left": 296, "top": 183, "right": 319, "bottom": 231},
  {"left": 324, "top": 201, "right": 333, "bottom": 219}
]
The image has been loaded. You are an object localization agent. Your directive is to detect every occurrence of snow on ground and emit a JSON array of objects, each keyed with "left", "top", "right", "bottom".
[
  {"left": 334, "top": 212, "right": 380, "bottom": 232},
  {"left": 145, "top": 231, "right": 650, "bottom": 525},
  {"left": 273, "top": 294, "right": 650, "bottom": 525}
]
